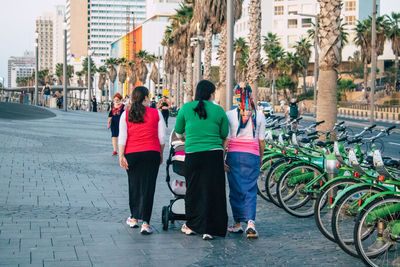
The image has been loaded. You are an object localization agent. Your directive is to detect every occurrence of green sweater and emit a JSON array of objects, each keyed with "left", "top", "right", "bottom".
[{"left": 174, "top": 100, "right": 229, "bottom": 153}]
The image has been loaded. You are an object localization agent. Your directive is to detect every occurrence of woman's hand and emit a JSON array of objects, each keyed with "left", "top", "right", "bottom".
[
  {"left": 224, "top": 161, "right": 230, "bottom": 173},
  {"left": 160, "top": 153, "right": 163, "bottom": 165},
  {"left": 119, "top": 155, "right": 129, "bottom": 170},
  {"left": 107, "top": 123, "right": 110, "bottom": 129}
]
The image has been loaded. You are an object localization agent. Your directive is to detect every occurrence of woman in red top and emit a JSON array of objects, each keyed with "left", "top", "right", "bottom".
[{"left": 118, "top": 86, "right": 166, "bottom": 235}]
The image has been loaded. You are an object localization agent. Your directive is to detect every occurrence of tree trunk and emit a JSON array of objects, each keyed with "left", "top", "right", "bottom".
[
  {"left": 248, "top": 0, "right": 261, "bottom": 105},
  {"left": 203, "top": 24, "right": 213, "bottom": 80},
  {"left": 272, "top": 72, "right": 277, "bottom": 108},
  {"left": 217, "top": 24, "right": 227, "bottom": 109},
  {"left": 316, "top": 70, "right": 338, "bottom": 134},
  {"left": 180, "top": 72, "right": 184, "bottom": 106},
  {"left": 363, "top": 56, "right": 368, "bottom": 88},
  {"left": 303, "top": 70, "right": 307, "bottom": 94},
  {"left": 186, "top": 52, "right": 193, "bottom": 102},
  {"left": 172, "top": 68, "right": 177, "bottom": 107},
  {"left": 395, "top": 54, "right": 399, "bottom": 88},
  {"left": 316, "top": 0, "right": 342, "bottom": 136}
]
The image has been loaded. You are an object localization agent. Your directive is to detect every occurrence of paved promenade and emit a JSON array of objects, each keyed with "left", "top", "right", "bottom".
[{"left": 0, "top": 104, "right": 362, "bottom": 266}]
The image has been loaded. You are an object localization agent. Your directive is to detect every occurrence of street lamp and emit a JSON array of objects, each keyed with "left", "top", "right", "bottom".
[
  {"left": 226, "top": 0, "right": 234, "bottom": 110},
  {"left": 34, "top": 31, "right": 39, "bottom": 106},
  {"left": 88, "top": 49, "right": 94, "bottom": 111},
  {"left": 294, "top": 13, "right": 319, "bottom": 117},
  {"left": 63, "top": 22, "right": 68, "bottom": 111},
  {"left": 369, "top": 0, "right": 377, "bottom": 125}
]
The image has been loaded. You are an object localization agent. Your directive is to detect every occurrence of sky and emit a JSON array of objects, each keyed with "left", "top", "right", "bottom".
[{"left": 0, "top": 0, "right": 399, "bottom": 86}]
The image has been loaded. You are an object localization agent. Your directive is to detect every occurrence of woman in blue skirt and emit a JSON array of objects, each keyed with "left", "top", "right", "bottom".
[{"left": 224, "top": 84, "right": 266, "bottom": 239}]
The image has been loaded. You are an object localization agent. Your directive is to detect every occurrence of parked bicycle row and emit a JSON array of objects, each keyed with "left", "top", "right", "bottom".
[{"left": 257, "top": 115, "right": 399, "bottom": 267}]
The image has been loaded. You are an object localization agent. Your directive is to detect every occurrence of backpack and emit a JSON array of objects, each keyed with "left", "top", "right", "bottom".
[{"left": 289, "top": 105, "right": 298, "bottom": 118}]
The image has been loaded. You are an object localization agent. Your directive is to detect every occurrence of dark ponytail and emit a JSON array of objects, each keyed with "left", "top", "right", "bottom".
[
  {"left": 193, "top": 80, "right": 215, "bottom": 120},
  {"left": 128, "top": 86, "right": 149, "bottom": 123}
]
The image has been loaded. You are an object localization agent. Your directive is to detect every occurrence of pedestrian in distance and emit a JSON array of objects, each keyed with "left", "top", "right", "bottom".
[
  {"left": 56, "top": 91, "right": 63, "bottom": 109},
  {"left": 107, "top": 93, "right": 125, "bottom": 156},
  {"left": 150, "top": 97, "right": 157, "bottom": 108},
  {"left": 91, "top": 96, "right": 97, "bottom": 112},
  {"left": 280, "top": 99, "right": 286, "bottom": 113},
  {"left": 224, "top": 84, "right": 266, "bottom": 239},
  {"left": 118, "top": 86, "right": 166, "bottom": 235},
  {"left": 158, "top": 96, "right": 171, "bottom": 127},
  {"left": 42, "top": 83, "right": 51, "bottom": 107},
  {"left": 174, "top": 80, "right": 229, "bottom": 241},
  {"left": 284, "top": 98, "right": 300, "bottom": 131}
]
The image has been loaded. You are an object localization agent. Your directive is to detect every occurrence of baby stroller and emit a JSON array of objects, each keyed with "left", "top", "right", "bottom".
[{"left": 161, "top": 130, "right": 187, "bottom": 230}]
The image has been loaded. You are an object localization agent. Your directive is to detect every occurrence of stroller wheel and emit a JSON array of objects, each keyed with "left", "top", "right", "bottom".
[{"left": 162, "top": 206, "right": 169, "bottom": 231}]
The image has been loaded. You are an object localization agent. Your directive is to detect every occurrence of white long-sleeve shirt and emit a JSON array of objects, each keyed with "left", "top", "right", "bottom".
[
  {"left": 118, "top": 110, "right": 166, "bottom": 145},
  {"left": 226, "top": 109, "right": 266, "bottom": 140}
]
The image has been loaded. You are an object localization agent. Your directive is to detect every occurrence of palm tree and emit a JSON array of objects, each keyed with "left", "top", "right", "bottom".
[
  {"left": 234, "top": 37, "right": 248, "bottom": 83},
  {"left": 264, "top": 35, "right": 285, "bottom": 105},
  {"left": 247, "top": 0, "right": 262, "bottom": 104},
  {"left": 75, "top": 71, "right": 84, "bottom": 87},
  {"left": 386, "top": 12, "right": 400, "bottom": 87},
  {"left": 105, "top": 57, "right": 118, "bottom": 98},
  {"left": 55, "top": 63, "right": 63, "bottom": 85},
  {"left": 354, "top": 19, "right": 370, "bottom": 87},
  {"left": 128, "top": 60, "right": 137, "bottom": 88},
  {"left": 294, "top": 38, "right": 312, "bottom": 94},
  {"left": 316, "top": 0, "right": 343, "bottom": 134},
  {"left": 83, "top": 57, "right": 96, "bottom": 87},
  {"left": 117, "top": 57, "right": 128, "bottom": 94},
  {"left": 97, "top": 66, "right": 107, "bottom": 93},
  {"left": 136, "top": 50, "right": 149, "bottom": 85}
]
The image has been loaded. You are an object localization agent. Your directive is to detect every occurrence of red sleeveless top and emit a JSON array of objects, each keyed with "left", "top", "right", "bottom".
[{"left": 124, "top": 107, "right": 161, "bottom": 154}]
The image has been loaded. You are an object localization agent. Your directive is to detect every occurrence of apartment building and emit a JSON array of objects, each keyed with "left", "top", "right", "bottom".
[
  {"left": 36, "top": 16, "right": 54, "bottom": 72},
  {"left": 66, "top": 0, "right": 147, "bottom": 66},
  {"left": 7, "top": 52, "right": 35, "bottom": 88}
]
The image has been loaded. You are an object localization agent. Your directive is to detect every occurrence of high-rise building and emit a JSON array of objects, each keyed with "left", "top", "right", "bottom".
[
  {"left": 7, "top": 52, "right": 35, "bottom": 87},
  {"left": 52, "top": 5, "right": 66, "bottom": 73},
  {"left": 36, "top": 16, "right": 54, "bottom": 72},
  {"left": 271, "top": 0, "right": 380, "bottom": 62},
  {"left": 66, "top": 0, "right": 147, "bottom": 65}
]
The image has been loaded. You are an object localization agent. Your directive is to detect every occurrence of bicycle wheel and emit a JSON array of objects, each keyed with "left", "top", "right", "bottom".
[
  {"left": 354, "top": 194, "right": 400, "bottom": 267},
  {"left": 265, "top": 157, "right": 296, "bottom": 207},
  {"left": 257, "top": 154, "right": 282, "bottom": 201},
  {"left": 331, "top": 184, "right": 385, "bottom": 257},
  {"left": 314, "top": 178, "right": 360, "bottom": 242},
  {"left": 276, "top": 162, "right": 326, "bottom": 218}
]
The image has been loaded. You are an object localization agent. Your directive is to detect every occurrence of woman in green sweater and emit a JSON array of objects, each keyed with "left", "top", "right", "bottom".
[{"left": 174, "top": 80, "right": 229, "bottom": 240}]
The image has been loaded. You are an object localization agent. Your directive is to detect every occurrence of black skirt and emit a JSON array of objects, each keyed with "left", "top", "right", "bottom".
[{"left": 184, "top": 150, "right": 228, "bottom": 237}]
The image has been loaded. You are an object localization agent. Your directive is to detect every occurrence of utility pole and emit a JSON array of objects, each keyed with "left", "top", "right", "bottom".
[
  {"left": 88, "top": 50, "right": 93, "bottom": 112},
  {"left": 226, "top": 0, "right": 234, "bottom": 110},
  {"left": 34, "top": 31, "right": 39, "bottom": 105},
  {"left": 157, "top": 47, "right": 161, "bottom": 96},
  {"left": 63, "top": 22, "right": 68, "bottom": 111},
  {"left": 369, "top": 0, "right": 377, "bottom": 125}
]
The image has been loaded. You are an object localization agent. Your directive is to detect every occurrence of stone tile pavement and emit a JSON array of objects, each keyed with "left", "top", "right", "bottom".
[{"left": 0, "top": 108, "right": 363, "bottom": 266}]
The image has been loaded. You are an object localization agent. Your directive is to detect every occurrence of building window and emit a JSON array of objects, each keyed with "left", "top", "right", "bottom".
[
  {"left": 345, "top": 15, "right": 356, "bottom": 25},
  {"left": 345, "top": 1, "right": 356, "bottom": 11},
  {"left": 302, "top": 18, "right": 312, "bottom": 28},
  {"left": 288, "top": 5, "right": 297, "bottom": 15},
  {"left": 288, "top": 19, "right": 298, "bottom": 29},
  {"left": 274, "top": 0, "right": 283, "bottom": 1},
  {"left": 274, "top": 6, "right": 284, "bottom": 15}
]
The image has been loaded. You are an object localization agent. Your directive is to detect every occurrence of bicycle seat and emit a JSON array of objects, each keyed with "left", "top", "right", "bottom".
[
  {"left": 300, "top": 138, "right": 310, "bottom": 143},
  {"left": 384, "top": 159, "right": 400, "bottom": 168},
  {"left": 315, "top": 141, "right": 334, "bottom": 147},
  {"left": 366, "top": 156, "right": 373, "bottom": 164},
  {"left": 308, "top": 131, "right": 318, "bottom": 136}
]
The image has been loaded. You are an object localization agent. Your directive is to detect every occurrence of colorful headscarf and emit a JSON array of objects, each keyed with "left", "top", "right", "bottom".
[{"left": 235, "top": 84, "right": 257, "bottom": 137}]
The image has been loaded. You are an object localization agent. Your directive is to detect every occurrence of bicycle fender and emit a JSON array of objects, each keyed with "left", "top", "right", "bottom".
[
  {"left": 358, "top": 191, "right": 400, "bottom": 211},
  {"left": 319, "top": 176, "right": 362, "bottom": 191},
  {"left": 329, "top": 182, "right": 386, "bottom": 208}
]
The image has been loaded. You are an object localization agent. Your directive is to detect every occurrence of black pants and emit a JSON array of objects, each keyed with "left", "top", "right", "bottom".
[
  {"left": 184, "top": 150, "right": 228, "bottom": 237},
  {"left": 125, "top": 151, "right": 160, "bottom": 223},
  {"left": 161, "top": 109, "right": 169, "bottom": 126}
]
